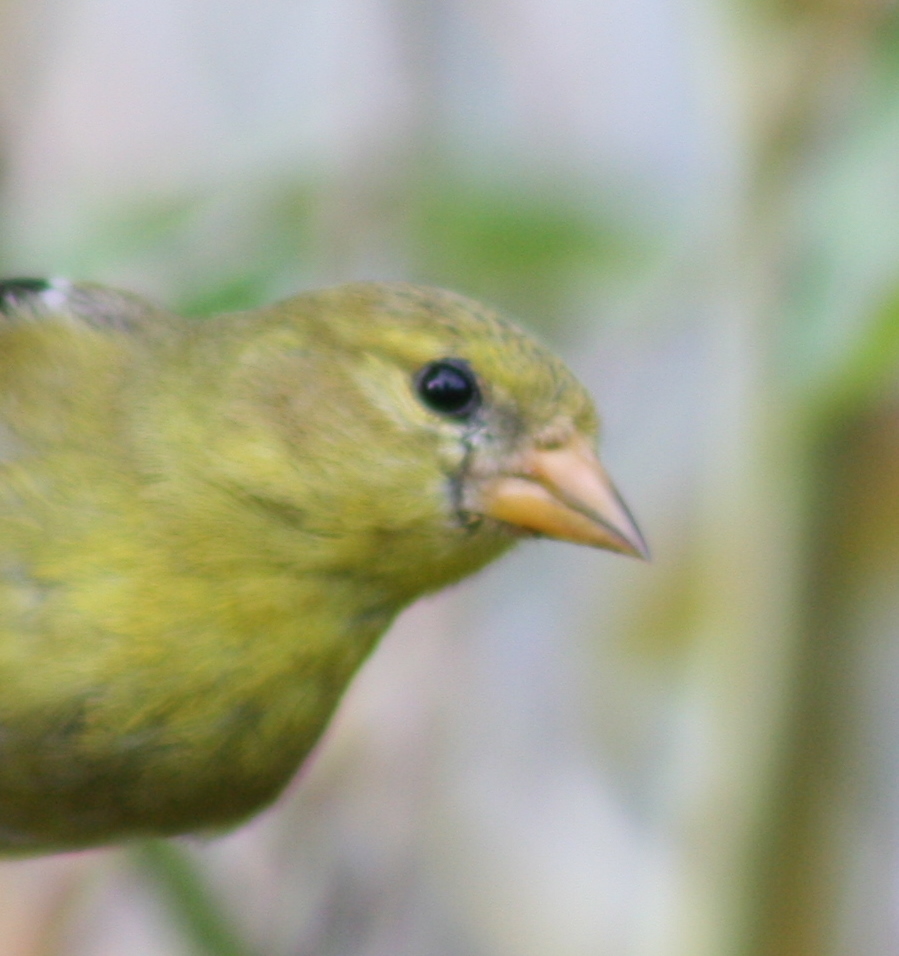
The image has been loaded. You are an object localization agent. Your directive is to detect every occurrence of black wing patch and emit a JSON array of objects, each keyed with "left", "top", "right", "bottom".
[
  {"left": 0, "top": 279, "right": 53, "bottom": 315},
  {"left": 0, "top": 277, "right": 165, "bottom": 333}
]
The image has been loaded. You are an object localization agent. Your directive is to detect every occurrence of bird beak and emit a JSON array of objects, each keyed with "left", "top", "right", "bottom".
[{"left": 473, "top": 435, "right": 649, "bottom": 559}]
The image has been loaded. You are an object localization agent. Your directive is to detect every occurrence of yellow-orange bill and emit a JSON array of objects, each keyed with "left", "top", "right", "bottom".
[{"left": 476, "top": 437, "right": 649, "bottom": 559}]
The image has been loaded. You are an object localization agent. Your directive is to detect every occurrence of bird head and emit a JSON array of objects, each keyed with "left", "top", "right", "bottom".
[{"left": 179, "top": 282, "right": 647, "bottom": 597}]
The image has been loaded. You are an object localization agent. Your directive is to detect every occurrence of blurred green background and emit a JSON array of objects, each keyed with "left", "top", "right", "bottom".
[{"left": 1, "top": 1, "right": 899, "bottom": 954}]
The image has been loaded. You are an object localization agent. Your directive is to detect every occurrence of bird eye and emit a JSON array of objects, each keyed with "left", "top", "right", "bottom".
[{"left": 415, "top": 360, "right": 481, "bottom": 419}]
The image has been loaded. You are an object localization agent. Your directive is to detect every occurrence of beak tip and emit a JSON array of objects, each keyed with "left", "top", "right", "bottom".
[
  {"left": 605, "top": 524, "right": 651, "bottom": 561},
  {"left": 627, "top": 537, "right": 652, "bottom": 562}
]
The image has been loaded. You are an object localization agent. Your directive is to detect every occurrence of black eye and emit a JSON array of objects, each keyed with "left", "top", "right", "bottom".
[{"left": 415, "top": 359, "right": 481, "bottom": 419}]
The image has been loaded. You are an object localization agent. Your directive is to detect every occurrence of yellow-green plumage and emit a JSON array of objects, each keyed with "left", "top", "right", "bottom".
[{"left": 0, "top": 278, "right": 628, "bottom": 854}]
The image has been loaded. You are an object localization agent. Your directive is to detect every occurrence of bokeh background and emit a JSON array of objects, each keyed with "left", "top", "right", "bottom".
[{"left": 0, "top": 1, "right": 898, "bottom": 954}]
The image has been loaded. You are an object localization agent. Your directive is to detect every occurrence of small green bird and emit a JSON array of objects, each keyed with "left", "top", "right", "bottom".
[{"left": 0, "top": 277, "right": 646, "bottom": 854}]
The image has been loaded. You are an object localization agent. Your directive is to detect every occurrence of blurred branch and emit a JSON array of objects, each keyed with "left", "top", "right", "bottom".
[
  {"left": 735, "top": 6, "right": 899, "bottom": 956},
  {"left": 640, "top": 5, "right": 899, "bottom": 956},
  {"left": 134, "top": 841, "right": 258, "bottom": 956},
  {"left": 749, "top": 401, "right": 899, "bottom": 956}
]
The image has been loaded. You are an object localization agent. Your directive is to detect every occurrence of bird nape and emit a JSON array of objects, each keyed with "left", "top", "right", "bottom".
[{"left": 0, "top": 277, "right": 647, "bottom": 854}]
